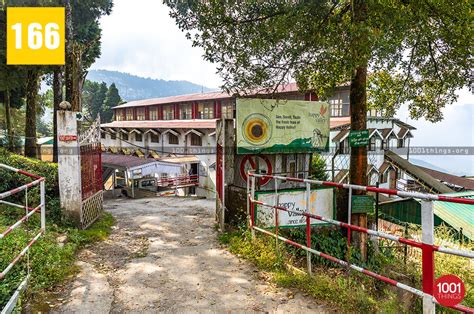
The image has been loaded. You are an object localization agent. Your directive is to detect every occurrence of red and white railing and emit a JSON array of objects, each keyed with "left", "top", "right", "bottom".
[
  {"left": 247, "top": 172, "right": 473, "bottom": 313},
  {"left": 156, "top": 174, "right": 199, "bottom": 188},
  {"left": 0, "top": 163, "right": 46, "bottom": 313}
]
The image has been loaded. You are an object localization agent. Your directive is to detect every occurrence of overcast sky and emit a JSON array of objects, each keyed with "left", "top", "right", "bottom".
[{"left": 92, "top": 0, "right": 474, "bottom": 175}]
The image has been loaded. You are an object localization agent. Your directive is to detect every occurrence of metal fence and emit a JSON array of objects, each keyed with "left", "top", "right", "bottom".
[
  {"left": 247, "top": 172, "right": 474, "bottom": 313},
  {"left": 0, "top": 163, "right": 46, "bottom": 313}
]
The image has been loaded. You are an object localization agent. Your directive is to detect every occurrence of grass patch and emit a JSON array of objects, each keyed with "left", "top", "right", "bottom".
[
  {"left": 0, "top": 211, "right": 115, "bottom": 308},
  {"left": 219, "top": 229, "right": 402, "bottom": 313}
]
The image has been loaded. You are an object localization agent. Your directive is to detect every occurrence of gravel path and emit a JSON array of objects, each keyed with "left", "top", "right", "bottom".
[{"left": 55, "top": 197, "right": 328, "bottom": 313}]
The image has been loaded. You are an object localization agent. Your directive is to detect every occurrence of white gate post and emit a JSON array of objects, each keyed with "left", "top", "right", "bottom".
[
  {"left": 57, "top": 109, "right": 82, "bottom": 226},
  {"left": 421, "top": 200, "right": 436, "bottom": 314}
]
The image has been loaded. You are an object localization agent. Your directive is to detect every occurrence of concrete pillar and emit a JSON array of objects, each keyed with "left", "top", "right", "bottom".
[{"left": 57, "top": 110, "right": 82, "bottom": 226}]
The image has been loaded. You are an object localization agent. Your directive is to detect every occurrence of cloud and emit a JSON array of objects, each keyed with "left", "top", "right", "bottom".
[{"left": 92, "top": 0, "right": 222, "bottom": 88}]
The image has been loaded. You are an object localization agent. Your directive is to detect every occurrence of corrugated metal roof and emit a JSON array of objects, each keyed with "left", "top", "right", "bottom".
[
  {"left": 113, "top": 82, "right": 302, "bottom": 109},
  {"left": 101, "top": 119, "right": 217, "bottom": 129},
  {"left": 417, "top": 166, "right": 474, "bottom": 190},
  {"left": 433, "top": 191, "right": 474, "bottom": 240}
]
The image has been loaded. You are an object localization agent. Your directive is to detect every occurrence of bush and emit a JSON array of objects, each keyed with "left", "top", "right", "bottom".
[{"left": 0, "top": 148, "right": 62, "bottom": 224}]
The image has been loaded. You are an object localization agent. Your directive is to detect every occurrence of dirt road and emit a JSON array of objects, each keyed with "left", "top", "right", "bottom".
[{"left": 55, "top": 197, "right": 327, "bottom": 313}]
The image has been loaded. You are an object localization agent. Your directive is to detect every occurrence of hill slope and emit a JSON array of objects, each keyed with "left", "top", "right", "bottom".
[{"left": 86, "top": 69, "right": 214, "bottom": 101}]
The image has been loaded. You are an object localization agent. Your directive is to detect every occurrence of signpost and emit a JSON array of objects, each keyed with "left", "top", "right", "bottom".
[{"left": 349, "top": 130, "right": 369, "bottom": 147}]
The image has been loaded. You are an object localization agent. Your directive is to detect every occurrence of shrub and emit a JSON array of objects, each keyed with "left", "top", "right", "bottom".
[{"left": 0, "top": 148, "right": 62, "bottom": 224}]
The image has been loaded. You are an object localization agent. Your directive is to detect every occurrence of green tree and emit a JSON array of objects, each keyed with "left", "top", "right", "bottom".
[
  {"left": 82, "top": 80, "right": 108, "bottom": 119},
  {"left": 166, "top": 0, "right": 471, "bottom": 258},
  {"left": 102, "top": 83, "right": 121, "bottom": 123},
  {"left": 310, "top": 155, "right": 329, "bottom": 181}
]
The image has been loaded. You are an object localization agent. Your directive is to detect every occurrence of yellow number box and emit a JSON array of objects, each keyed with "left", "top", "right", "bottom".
[{"left": 7, "top": 7, "right": 65, "bottom": 65}]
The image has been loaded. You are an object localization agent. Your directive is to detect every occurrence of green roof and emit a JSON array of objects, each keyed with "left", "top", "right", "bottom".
[{"left": 433, "top": 191, "right": 474, "bottom": 241}]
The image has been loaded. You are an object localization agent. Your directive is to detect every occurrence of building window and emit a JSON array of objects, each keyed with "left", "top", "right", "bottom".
[
  {"left": 281, "top": 155, "right": 287, "bottom": 174},
  {"left": 163, "top": 105, "right": 175, "bottom": 120},
  {"left": 122, "top": 133, "right": 129, "bottom": 141},
  {"left": 397, "top": 139, "right": 404, "bottom": 148},
  {"left": 137, "top": 108, "right": 145, "bottom": 121},
  {"left": 180, "top": 104, "right": 193, "bottom": 119},
  {"left": 221, "top": 102, "right": 234, "bottom": 119},
  {"left": 135, "top": 133, "right": 142, "bottom": 142},
  {"left": 190, "top": 133, "right": 202, "bottom": 146},
  {"left": 329, "top": 91, "right": 350, "bottom": 117},
  {"left": 197, "top": 103, "right": 214, "bottom": 119},
  {"left": 111, "top": 133, "right": 116, "bottom": 140},
  {"left": 101, "top": 132, "right": 106, "bottom": 139},
  {"left": 150, "top": 133, "right": 159, "bottom": 143},
  {"left": 168, "top": 133, "right": 179, "bottom": 145},
  {"left": 368, "top": 136, "right": 376, "bottom": 151},
  {"left": 116, "top": 109, "right": 124, "bottom": 121},
  {"left": 126, "top": 108, "right": 133, "bottom": 120},
  {"left": 149, "top": 107, "right": 158, "bottom": 120}
]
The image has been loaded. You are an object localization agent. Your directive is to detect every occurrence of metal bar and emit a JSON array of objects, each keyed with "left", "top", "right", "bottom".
[
  {"left": 0, "top": 163, "right": 42, "bottom": 180},
  {"left": 1, "top": 274, "right": 29, "bottom": 314},
  {"left": 250, "top": 175, "right": 256, "bottom": 239},
  {"left": 249, "top": 173, "right": 474, "bottom": 205},
  {"left": 252, "top": 199, "right": 474, "bottom": 259},
  {"left": 252, "top": 226, "right": 473, "bottom": 313},
  {"left": 421, "top": 200, "right": 435, "bottom": 314},
  {"left": 274, "top": 178, "right": 279, "bottom": 253},
  {"left": 305, "top": 182, "right": 311, "bottom": 275},
  {"left": 0, "top": 232, "right": 42, "bottom": 280},
  {"left": 347, "top": 187, "right": 352, "bottom": 260},
  {"left": 0, "top": 205, "right": 41, "bottom": 239},
  {"left": 40, "top": 180, "right": 46, "bottom": 231},
  {"left": 0, "top": 178, "right": 44, "bottom": 201},
  {"left": 375, "top": 182, "right": 379, "bottom": 231},
  {"left": 0, "top": 200, "right": 37, "bottom": 211}
]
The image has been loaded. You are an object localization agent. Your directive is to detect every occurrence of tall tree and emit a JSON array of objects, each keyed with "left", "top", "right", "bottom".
[
  {"left": 65, "top": 0, "right": 113, "bottom": 111},
  {"left": 24, "top": 69, "right": 40, "bottom": 157},
  {"left": 102, "top": 83, "right": 121, "bottom": 123},
  {"left": 82, "top": 80, "right": 107, "bottom": 119},
  {"left": 166, "top": 0, "right": 471, "bottom": 257}
]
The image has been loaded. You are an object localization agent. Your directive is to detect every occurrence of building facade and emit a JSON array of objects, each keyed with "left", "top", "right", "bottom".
[{"left": 100, "top": 83, "right": 417, "bottom": 198}]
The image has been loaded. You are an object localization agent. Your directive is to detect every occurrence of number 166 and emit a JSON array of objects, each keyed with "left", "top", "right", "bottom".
[{"left": 11, "top": 22, "right": 61, "bottom": 50}]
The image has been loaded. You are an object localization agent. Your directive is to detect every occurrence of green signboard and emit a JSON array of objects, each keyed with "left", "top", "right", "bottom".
[
  {"left": 236, "top": 98, "right": 330, "bottom": 154},
  {"left": 349, "top": 130, "right": 369, "bottom": 147},
  {"left": 351, "top": 195, "right": 375, "bottom": 214}
]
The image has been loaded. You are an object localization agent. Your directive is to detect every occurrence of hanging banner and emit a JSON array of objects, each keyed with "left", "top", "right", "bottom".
[
  {"left": 236, "top": 98, "right": 330, "bottom": 154},
  {"left": 255, "top": 188, "right": 334, "bottom": 228}
]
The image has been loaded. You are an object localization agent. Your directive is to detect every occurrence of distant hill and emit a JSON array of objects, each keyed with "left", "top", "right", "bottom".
[{"left": 86, "top": 69, "right": 214, "bottom": 102}]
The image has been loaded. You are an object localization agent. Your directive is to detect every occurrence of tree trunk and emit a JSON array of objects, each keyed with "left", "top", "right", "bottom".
[
  {"left": 53, "top": 67, "right": 63, "bottom": 162},
  {"left": 5, "top": 89, "right": 13, "bottom": 151},
  {"left": 25, "top": 69, "right": 39, "bottom": 158},
  {"left": 65, "top": 0, "right": 76, "bottom": 110},
  {"left": 348, "top": 0, "right": 368, "bottom": 261}
]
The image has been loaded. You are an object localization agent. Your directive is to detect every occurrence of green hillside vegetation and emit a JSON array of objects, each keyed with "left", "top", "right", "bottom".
[{"left": 86, "top": 69, "right": 214, "bottom": 101}]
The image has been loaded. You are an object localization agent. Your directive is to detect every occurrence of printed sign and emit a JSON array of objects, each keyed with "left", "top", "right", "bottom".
[
  {"left": 351, "top": 195, "right": 375, "bottom": 214},
  {"left": 7, "top": 7, "right": 65, "bottom": 65},
  {"left": 255, "top": 188, "right": 334, "bottom": 228},
  {"left": 240, "top": 155, "right": 273, "bottom": 186},
  {"left": 236, "top": 98, "right": 330, "bottom": 154},
  {"left": 58, "top": 135, "right": 77, "bottom": 142},
  {"left": 349, "top": 130, "right": 369, "bottom": 147}
]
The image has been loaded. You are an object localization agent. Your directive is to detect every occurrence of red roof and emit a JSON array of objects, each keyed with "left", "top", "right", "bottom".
[
  {"left": 114, "top": 82, "right": 302, "bottom": 109},
  {"left": 101, "top": 119, "right": 217, "bottom": 129},
  {"left": 330, "top": 117, "right": 351, "bottom": 129}
]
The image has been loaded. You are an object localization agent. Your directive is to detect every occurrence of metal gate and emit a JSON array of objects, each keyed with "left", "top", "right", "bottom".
[{"left": 79, "top": 116, "right": 103, "bottom": 229}]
